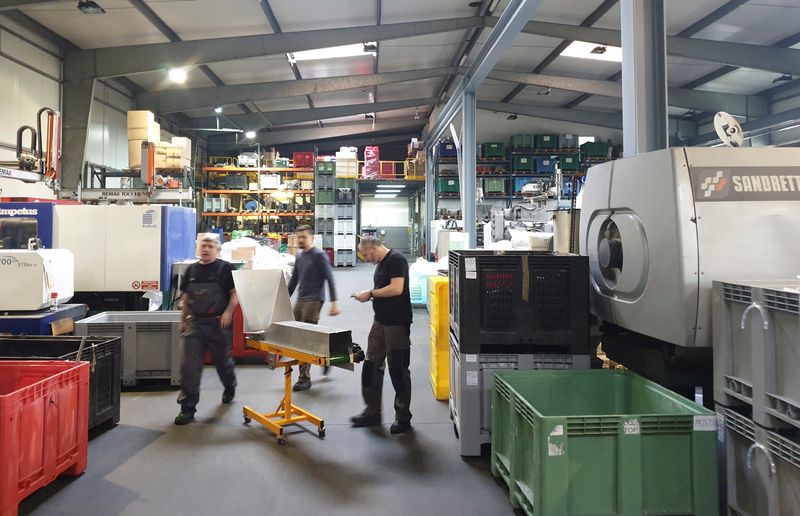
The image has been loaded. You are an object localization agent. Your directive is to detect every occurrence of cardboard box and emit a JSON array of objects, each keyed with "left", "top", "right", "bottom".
[
  {"left": 127, "top": 110, "right": 154, "bottom": 129},
  {"left": 171, "top": 137, "right": 192, "bottom": 160},
  {"left": 150, "top": 122, "right": 160, "bottom": 143},
  {"left": 167, "top": 147, "right": 181, "bottom": 158},
  {"left": 248, "top": 182, "right": 258, "bottom": 191},
  {"left": 180, "top": 157, "right": 192, "bottom": 169},
  {"left": 128, "top": 140, "right": 146, "bottom": 169},
  {"left": 231, "top": 246, "right": 257, "bottom": 262}
]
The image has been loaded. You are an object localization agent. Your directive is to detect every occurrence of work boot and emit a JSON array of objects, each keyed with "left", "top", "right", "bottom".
[
  {"left": 323, "top": 365, "right": 331, "bottom": 376},
  {"left": 222, "top": 386, "right": 236, "bottom": 404},
  {"left": 293, "top": 379, "right": 312, "bottom": 392},
  {"left": 390, "top": 420, "right": 412, "bottom": 435},
  {"left": 351, "top": 412, "right": 381, "bottom": 427},
  {"left": 174, "top": 410, "right": 195, "bottom": 426}
]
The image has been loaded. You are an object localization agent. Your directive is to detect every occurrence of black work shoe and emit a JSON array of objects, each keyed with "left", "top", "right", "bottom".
[
  {"left": 351, "top": 412, "right": 381, "bottom": 427},
  {"left": 390, "top": 420, "right": 412, "bottom": 434},
  {"left": 323, "top": 365, "right": 330, "bottom": 376},
  {"left": 293, "top": 380, "right": 311, "bottom": 392},
  {"left": 174, "top": 410, "right": 195, "bottom": 426},
  {"left": 222, "top": 386, "right": 235, "bottom": 404}
]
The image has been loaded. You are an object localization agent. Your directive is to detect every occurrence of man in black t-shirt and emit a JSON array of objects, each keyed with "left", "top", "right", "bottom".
[
  {"left": 352, "top": 236, "right": 413, "bottom": 434},
  {"left": 174, "top": 234, "right": 239, "bottom": 425}
]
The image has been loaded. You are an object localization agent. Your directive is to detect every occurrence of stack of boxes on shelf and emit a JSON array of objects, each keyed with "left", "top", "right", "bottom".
[
  {"left": 437, "top": 140, "right": 460, "bottom": 197},
  {"left": 480, "top": 142, "right": 507, "bottom": 197},
  {"left": 713, "top": 280, "right": 800, "bottom": 515},
  {"left": 447, "top": 250, "right": 592, "bottom": 456},
  {"left": 314, "top": 159, "right": 336, "bottom": 257},
  {"left": 332, "top": 148, "right": 357, "bottom": 267},
  {"left": 127, "top": 110, "right": 192, "bottom": 170}
]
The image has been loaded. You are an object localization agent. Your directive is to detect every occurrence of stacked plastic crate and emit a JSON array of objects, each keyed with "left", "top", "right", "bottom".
[
  {"left": 314, "top": 160, "right": 336, "bottom": 258},
  {"left": 333, "top": 149, "right": 357, "bottom": 266},
  {"left": 713, "top": 280, "right": 800, "bottom": 515}
]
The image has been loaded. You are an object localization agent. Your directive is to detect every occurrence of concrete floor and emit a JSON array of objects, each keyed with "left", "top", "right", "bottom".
[{"left": 21, "top": 264, "right": 516, "bottom": 516}]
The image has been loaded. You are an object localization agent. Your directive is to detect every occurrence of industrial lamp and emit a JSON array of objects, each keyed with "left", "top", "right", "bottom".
[
  {"left": 77, "top": 0, "right": 105, "bottom": 14},
  {"left": 772, "top": 73, "right": 793, "bottom": 84},
  {"left": 590, "top": 45, "right": 607, "bottom": 55}
]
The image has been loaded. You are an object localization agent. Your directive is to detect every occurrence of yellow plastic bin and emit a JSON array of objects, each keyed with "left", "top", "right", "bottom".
[{"left": 429, "top": 276, "right": 449, "bottom": 400}]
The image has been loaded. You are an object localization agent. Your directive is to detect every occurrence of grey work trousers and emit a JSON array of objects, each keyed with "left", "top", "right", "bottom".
[
  {"left": 295, "top": 300, "right": 323, "bottom": 382},
  {"left": 362, "top": 321, "right": 412, "bottom": 423},
  {"left": 177, "top": 317, "right": 237, "bottom": 413}
]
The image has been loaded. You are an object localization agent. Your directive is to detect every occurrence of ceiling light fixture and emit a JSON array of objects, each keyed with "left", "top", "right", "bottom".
[
  {"left": 537, "top": 87, "right": 552, "bottom": 96},
  {"left": 375, "top": 193, "right": 398, "bottom": 199},
  {"left": 214, "top": 106, "right": 223, "bottom": 114},
  {"left": 77, "top": 0, "right": 105, "bottom": 14},
  {"left": 561, "top": 41, "right": 622, "bottom": 62},
  {"left": 168, "top": 67, "right": 187, "bottom": 83},
  {"left": 377, "top": 184, "right": 405, "bottom": 188},
  {"left": 288, "top": 42, "right": 377, "bottom": 63},
  {"left": 245, "top": 130, "right": 257, "bottom": 139},
  {"left": 364, "top": 113, "right": 375, "bottom": 119},
  {"left": 506, "top": 114, "right": 518, "bottom": 120},
  {"left": 414, "top": 107, "right": 420, "bottom": 121},
  {"left": 377, "top": 190, "right": 402, "bottom": 194},
  {"left": 468, "top": 1, "right": 481, "bottom": 7},
  {"left": 772, "top": 73, "right": 793, "bottom": 84}
]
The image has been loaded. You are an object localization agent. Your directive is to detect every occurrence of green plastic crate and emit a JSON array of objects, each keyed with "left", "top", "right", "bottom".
[
  {"left": 559, "top": 154, "right": 581, "bottom": 171},
  {"left": 483, "top": 177, "right": 506, "bottom": 195},
  {"left": 534, "top": 134, "right": 559, "bottom": 150},
  {"left": 315, "top": 190, "right": 334, "bottom": 204},
  {"left": 481, "top": 142, "right": 506, "bottom": 158},
  {"left": 335, "top": 178, "right": 357, "bottom": 189},
  {"left": 510, "top": 134, "right": 532, "bottom": 150},
  {"left": 438, "top": 177, "right": 460, "bottom": 193},
  {"left": 315, "top": 161, "right": 335, "bottom": 175},
  {"left": 491, "top": 369, "right": 718, "bottom": 516},
  {"left": 581, "top": 141, "right": 610, "bottom": 158},
  {"left": 513, "top": 156, "right": 535, "bottom": 173}
]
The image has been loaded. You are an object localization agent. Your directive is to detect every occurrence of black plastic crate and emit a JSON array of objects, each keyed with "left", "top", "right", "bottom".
[
  {"left": 449, "top": 250, "right": 589, "bottom": 355},
  {"left": 0, "top": 336, "right": 122, "bottom": 430}
]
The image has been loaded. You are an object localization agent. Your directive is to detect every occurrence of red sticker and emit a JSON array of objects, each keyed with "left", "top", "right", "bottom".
[{"left": 141, "top": 280, "right": 159, "bottom": 290}]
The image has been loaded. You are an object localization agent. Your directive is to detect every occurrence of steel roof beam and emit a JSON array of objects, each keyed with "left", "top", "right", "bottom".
[
  {"left": 477, "top": 100, "right": 622, "bottom": 129},
  {"left": 494, "top": 18, "right": 800, "bottom": 75},
  {"left": 0, "top": 0, "right": 61, "bottom": 10},
  {"left": 64, "top": 17, "right": 482, "bottom": 80},
  {"left": 136, "top": 68, "right": 453, "bottom": 113},
  {"left": 189, "top": 98, "right": 437, "bottom": 130}
]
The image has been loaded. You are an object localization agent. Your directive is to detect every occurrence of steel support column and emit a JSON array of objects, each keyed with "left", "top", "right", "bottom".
[
  {"left": 425, "top": 144, "right": 436, "bottom": 259},
  {"left": 61, "top": 78, "right": 95, "bottom": 194},
  {"left": 461, "top": 91, "right": 477, "bottom": 248},
  {"left": 621, "top": 0, "right": 667, "bottom": 156}
]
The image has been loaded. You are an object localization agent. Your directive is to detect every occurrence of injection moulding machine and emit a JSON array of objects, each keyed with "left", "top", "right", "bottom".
[
  {"left": 0, "top": 203, "right": 196, "bottom": 307},
  {"left": 579, "top": 147, "right": 800, "bottom": 402}
]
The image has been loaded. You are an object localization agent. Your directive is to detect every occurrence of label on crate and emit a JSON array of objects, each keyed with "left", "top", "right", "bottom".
[
  {"left": 623, "top": 418, "right": 640, "bottom": 435},
  {"left": 465, "top": 354, "right": 477, "bottom": 363},
  {"left": 548, "top": 427, "right": 565, "bottom": 456},
  {"left": 466, "top": 370, "right": 478, "bottom": 386},
  {"left": 465, "top": 257, "right": 477, "bottom": 280},
  {"left": 693, "top": 415, "right": 717, "bottom": 432}
]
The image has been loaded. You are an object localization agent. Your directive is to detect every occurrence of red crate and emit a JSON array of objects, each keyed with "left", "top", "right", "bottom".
[
  {"left": 0, "top": 361, "right": 89, "bottom": 516},
  {"left": 325, "top": 248, "right": 334, "bottom": 265},
  {"left": 292, "top": 152, "right": 314, "bottom": 168},
  {"left": 379, "top": 162, "right": 396, "bottom": 179}
]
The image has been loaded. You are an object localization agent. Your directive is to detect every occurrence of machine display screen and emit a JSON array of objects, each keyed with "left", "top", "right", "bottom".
[{"left": 0, "top": 218, "right": 37, "bottom": 249}]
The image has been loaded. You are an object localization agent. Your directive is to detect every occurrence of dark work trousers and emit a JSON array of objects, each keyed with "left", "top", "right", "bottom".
[
  {"left": 362, "top": 321, "right": 412, "bottom": 423},
  {"left": 178, "top": 317, "right": 237, "bottom": 413},
  {"left": 295, "top": 300, "right": 323, "bottom": 382}
]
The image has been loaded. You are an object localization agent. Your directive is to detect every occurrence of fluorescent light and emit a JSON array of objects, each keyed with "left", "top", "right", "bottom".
[
  {"left": 168, "top": 67, "right": 187, "bottom": 83},
  {"left": 214, "top": 106, "right": 223, "bottom": 114},
  {"left": 375, "top": 194, "right": 397, "bottom": 199},
  {"left": 561, "top": 41, "right": 622, "bottom": 62},
  {"left": 245, "top": 130, "right": 256, "bottom": 139},
  {"left": 377, "top": 184, "right": 405, "bottom": 188},
  {"left": 377, "top": 190, "right": 401, "bottom": 194},
  {"left": 288, "top": 42, "right": 377, "bottom": 63}
]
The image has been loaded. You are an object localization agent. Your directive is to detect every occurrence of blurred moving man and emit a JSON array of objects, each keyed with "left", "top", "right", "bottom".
[
  {"left": 352, "top": 236, "right": 413, "bottom": 434},
  {"left": 175, "top": 234, "right": 238, "bottom": 425},
  {"left": 287, "top": 225, "right": 340, "bottom": 391}
]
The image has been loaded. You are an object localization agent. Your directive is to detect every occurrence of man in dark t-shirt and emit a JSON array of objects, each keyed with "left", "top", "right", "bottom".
[
  {"left": 352, "top": 236, "right": 413, "bottom": 434},
  {"left": 174, "top": 233, "right": 238, "bottom": 425}
]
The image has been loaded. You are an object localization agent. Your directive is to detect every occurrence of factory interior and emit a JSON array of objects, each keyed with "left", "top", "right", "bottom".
[{"left": 0, "top": 0, "right": 799, "bottom": 515}]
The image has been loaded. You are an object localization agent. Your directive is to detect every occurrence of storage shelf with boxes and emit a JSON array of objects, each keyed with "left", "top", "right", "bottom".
[{"left": 127, "top": 111, "right": 192, "bottom": 171}]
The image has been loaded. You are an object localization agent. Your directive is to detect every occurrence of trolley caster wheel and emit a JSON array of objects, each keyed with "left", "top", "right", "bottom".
[
  {"left": 243, "top": 416, "right": 251, "bottom": 424},
  {"left": 277, "top": 436, "right": 285, "bottom": 445},
  {"left": 318, "top": 428, "right": 326, "bottom": 438}
]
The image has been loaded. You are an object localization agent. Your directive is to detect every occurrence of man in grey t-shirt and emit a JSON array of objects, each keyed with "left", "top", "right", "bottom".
[{"left": 287, "top": 225, "right": 340, "bottom": 391}]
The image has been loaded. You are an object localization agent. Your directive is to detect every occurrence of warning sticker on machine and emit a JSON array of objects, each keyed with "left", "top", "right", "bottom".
[
  {"left": 693, "top": 415, "right": 717, "bottom": 432},
  {"left": 132, "top": 280, "right": 159, "bottom": 290}
]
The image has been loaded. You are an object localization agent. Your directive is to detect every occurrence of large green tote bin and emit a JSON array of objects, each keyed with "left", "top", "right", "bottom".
[{"left": 491, "top": 369, "right": 718, "bottom": 516}]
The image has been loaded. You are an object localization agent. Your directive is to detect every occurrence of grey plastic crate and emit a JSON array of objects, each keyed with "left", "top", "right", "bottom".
[
  {"left": 314, "top": 204, "right": 334, "bottom": 219},
  {"left": 315, "top": 218, "right": 333, "bottom": 234},
  {"left": 334, "top": 249, "right": 356, "bottom": 267},
  {"left": 718, "top": 405, "right": 800, "bottom": 516},
  {"left": 76, "top": 311, "right": 182, "bottom": 387},
  {"left": 315, "top": 175, "right": 334, "bottom": 190},
  {"left": 322, "top": 234, "right": 334, "bottom": 248},
  {"left": 335, "top": 204, "right": 355, "bottom": 219},
  {"left": 448, "top": 332, "right": 590, "bottom": 456},
  {"left": 713, "top": 280, "right": 800, "bottom": 430}
]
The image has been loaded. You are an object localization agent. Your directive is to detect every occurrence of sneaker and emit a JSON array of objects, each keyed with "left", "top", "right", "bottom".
[
  {"left": 390, "top": 420, "right": 412, "bottom": 434},
  {"left": 174, "top": 410, "right": 195, "bottom": 426},
  {"left": 293, "top": 379, "right": 311, "bottom": 392},
  {"left": 222, "top": 386, "right": 235, "bottom": 404},
  {"left": 350, "top": 412, "right": 381, "bottom": 427}
]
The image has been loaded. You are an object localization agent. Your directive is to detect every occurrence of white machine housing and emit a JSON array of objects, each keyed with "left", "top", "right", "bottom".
[
  {"left": 580, "top": 147, "right": 800, "bottom": 348},
  {"left": 0, "top": 249, "right": 74, "bottom": 310}
]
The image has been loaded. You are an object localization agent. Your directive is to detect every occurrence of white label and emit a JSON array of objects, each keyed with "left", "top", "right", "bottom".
[
  {"left": 694, "top": 415, "right": 717, "bottom": 432},
  {"left": 548, "top": 438, "right": 564, "bottom": 456},
  {"left": 466, "top": 371, "right": 478, "bottom": 386},
  {"left": 623, "top": 418, "right": 640, "bottom": 435},
  {"left": 465, "top": 257, "right": 477, "bottom": 273},
  {"left": 716, "top": 414, "right": 725, "bottom": 442},
  {"left": 549, "top": 425, "right": 564, "bottom": 437},
  {"left": 465, "top": 355, "right": 477, "bottom": 363},
  {"left": 466, "top": 271, "right": 477, "bottom": 280}
]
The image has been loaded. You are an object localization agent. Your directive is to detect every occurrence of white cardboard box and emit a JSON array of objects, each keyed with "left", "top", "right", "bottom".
[{"left": 127, "top": 110, "right": 154, "bottom": 129}]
